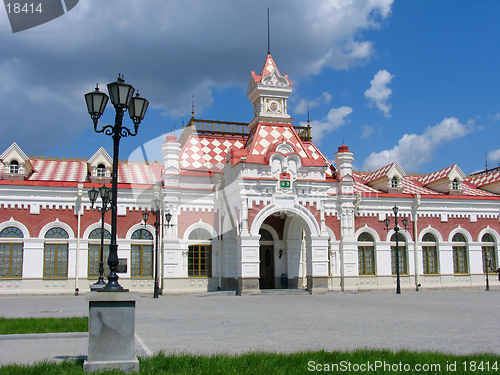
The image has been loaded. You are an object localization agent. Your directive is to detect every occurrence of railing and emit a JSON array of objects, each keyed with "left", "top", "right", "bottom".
[
  {"left": 184, "top": 118, "right": 312, "bottom": 142},
  {"left": 469, "top": 166, "right": 500, "bottom": 177}
]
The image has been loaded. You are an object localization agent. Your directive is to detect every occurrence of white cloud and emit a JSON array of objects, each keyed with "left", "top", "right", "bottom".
[
  {"left": 300, "top": 106, "right": 353, "bottom": 143},
  {"left": 489, "top": 113, "right": 500, "bottom": 121},
  {"left": 361, "top": 125, "right": 375, "bottom": 139},
  {"left": 364, "top": 69, "right": 394, "bottom": 117},
  {"left": 363, "top": 117, "right": 471, "bottom": 172},
  {"left": 487, "top": 149, "right": 500, "bottom": 164},
  {"left": 294, "top": 92, "right": 332, "bottom": 115}
]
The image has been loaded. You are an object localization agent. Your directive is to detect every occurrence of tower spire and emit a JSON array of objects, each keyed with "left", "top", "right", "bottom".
[
  {"left": 267, "top": 8, "right": 270, "bottom": 55},
  {"left": 191, "top": 94, "right": 195, "bottom": 119}
]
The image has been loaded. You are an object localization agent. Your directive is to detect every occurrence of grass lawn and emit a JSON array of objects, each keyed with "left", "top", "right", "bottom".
[
  {"left": 0, "top": 350, "right": 499, "bottom": 374},
  {"left": 0, "top": 317, "right": 88, "bottom": 335}
]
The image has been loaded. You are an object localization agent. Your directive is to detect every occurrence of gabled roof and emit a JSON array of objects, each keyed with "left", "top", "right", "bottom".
[
  {"left": 420, "top": 164, "right": 465, "bottom": 185},
  {"left": 250, "top": 54, "right": 292, "bottom": 85},
  {"left": 0, "top": 142, "right": 29, "bottom": 161},
  {"left": 363, "top": 162, "right": 407, "bottom": 183},
  {"left": 88, "top": 147, "right": 113, "bottom": 165}
]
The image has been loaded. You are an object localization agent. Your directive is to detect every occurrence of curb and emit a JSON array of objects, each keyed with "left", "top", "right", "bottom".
[{"left": 0, "top": 332, "right": 88, "bottom": 341}]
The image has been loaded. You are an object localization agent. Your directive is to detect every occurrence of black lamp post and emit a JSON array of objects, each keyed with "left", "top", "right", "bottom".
[
  {"left": 88, "top": 185, "right": 112, "bottom": 290},
  {"left": 142, "top": 200, "right": 174, "bottom": 298},
  {"left": 85, "top": 74, "right": 149, "bottom": 292},
  {"left": 385, "top": 206, "right": 408, "bottom": 294}
]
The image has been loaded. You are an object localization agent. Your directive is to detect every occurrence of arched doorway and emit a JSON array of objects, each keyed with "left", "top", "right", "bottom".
[
  {"left": 259, "top": 228, "right": 274, "bottom": 289},
  {"left": 247, "top": 203, "right": 329, "bottom": 294}
]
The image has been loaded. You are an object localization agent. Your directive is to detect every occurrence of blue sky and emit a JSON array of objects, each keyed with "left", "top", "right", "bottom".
[{"left": 1, "top": 1, "right": 500, "bottom": 175}]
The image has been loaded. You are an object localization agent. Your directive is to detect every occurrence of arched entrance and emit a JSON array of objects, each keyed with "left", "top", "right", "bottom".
[
  {"left": 245, "top": 203, "right": 329, "bottom": 294},
  {"left": 259, "top": 228, "right": 274, "bottom": 289}
]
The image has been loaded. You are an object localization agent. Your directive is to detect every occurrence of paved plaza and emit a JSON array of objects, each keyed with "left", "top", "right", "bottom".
[{"left": 0, "top": 289, "right": 499, "bottom": 366}]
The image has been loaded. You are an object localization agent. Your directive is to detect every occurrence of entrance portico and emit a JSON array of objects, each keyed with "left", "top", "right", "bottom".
[{"left": 236, "top": 201, "right": 330, "bottom": 295}]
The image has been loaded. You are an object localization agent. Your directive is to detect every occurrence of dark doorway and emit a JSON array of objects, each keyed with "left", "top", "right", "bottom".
[{"left": 259, "top": 245, "right": 274, "bottom": 289}]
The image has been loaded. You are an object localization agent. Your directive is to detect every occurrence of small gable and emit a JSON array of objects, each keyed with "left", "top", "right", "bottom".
[
  {"left": 421, "top": 164, "right": 465, "bottom": 195},
  {"left": 0, "top": 142, "right": 33, "bottom": 181},
  {"left": 88, "top": 147, "right": 113, "bottom": 183},
  {"left": 364, "top": 162, "right": 407, "bottom": 193}
]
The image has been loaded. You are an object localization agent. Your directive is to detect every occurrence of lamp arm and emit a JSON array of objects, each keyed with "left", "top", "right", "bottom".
[{"left": 94, "top": 123, "right": 115, "bottom": 136}]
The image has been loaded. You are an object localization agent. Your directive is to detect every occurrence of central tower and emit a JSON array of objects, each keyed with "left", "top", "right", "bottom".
[{"left": 247, "top": 54, "right": 294, "bottom": 129}]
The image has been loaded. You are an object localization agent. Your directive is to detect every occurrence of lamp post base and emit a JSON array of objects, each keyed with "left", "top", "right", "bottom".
[{"left": 84, "top": 292, "right": 140, "bottom": 373}]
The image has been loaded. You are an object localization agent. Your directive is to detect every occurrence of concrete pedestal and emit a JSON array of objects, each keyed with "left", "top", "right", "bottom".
[{"left": 83, "top": 292, "right": 140, "bottom": 373}]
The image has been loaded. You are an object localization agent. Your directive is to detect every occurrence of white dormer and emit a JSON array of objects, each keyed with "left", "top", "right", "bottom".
[
  {"left": 0, "top": 142, "right": 33, "bottom": 181},
  {"left": 88, "top": 147, "right": 112, "bottom": 183},
  {"left": 363, "top": 162, "right": 407, "bottom": 193},
  {"left": 421, "top": 164, "right": 465, "bottom": 195}
]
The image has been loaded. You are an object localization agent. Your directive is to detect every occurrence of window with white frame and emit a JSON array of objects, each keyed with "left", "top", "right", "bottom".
[
  {"left": 44, "top": 227, "right": 69, "bottom": 278},
  {"left": 358, "top": 232, "right": 375, "bottom": 275},
  {"left": 452, "top": 233, "right": 468, "bottom": 274},
  {"left": 0, "top": 227, "right": 23, "bottom": 278},
  {"left": 422, "top": 233, "right": 438, "bottom": 274},
  {"left": 9, "top": 160, "right": 19, "bottom": 174},
  {"left": 131, "top": 229, "right": 153, "bottom": 278},
  {"left": 188, "top": 228, "right": 212, "bottom": 277},
  {"left": 481, "top": 233, "right": 496, "bottom": 273}
]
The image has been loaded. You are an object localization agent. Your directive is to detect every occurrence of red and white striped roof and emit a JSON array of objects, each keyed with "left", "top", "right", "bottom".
[
  {"left": 468, "top": 169, "right": 500, "bottom": 187},
  {"left": 179, "top": 135, "right": 245, "bottom": 171},
  {"left": 29, "top": 159, "right": 88, "bottom": 182}
]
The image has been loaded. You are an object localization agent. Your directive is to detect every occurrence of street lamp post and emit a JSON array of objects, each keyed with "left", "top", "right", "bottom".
[
  {"left": 85, "top": 74, "right": 149, "bottom": 292},
  {"left": 142, "top": 205, "right": 174, "bottom": 298},
  {"left": 385, "top": 206, "right": 408, "bottom": 295},
  {"left": 88, "top": 185, "right": 112, "bottom": 290}
]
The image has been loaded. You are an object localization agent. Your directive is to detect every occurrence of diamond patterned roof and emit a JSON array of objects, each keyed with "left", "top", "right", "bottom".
[
  {"left": 363, "top": 163, "right": 396, "bottom": 183},
  {"left": 180, "top": 134, "right": 245, "bottom": 171},
  {"left": 468, "top": 169, "right": 500, "bottom": 187},
  {"left": 420, "top": 165, "right": 456, "bottom": 185},
  {"left": 248, "top": 125, "right": 307, "bottom": 158}
]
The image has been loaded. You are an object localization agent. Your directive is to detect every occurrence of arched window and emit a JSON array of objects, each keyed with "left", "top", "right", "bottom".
[
  {"left": 44, "top": 227, "right": 69, "bottom": 278},
  {"left": 422, "top": 233, "right": 438, "bottom": 274},
  {"left": 88, "top": 228, "right": 111, "bottom": 278},
  {"left": 131, "top": 229, "right": 153, "bottom": 278},
  {"left": 259, "top": 229, "right": 273, "bottom": 242},
  {"left": 358, "top": 232, "right": 375, "bottom": 275},
  {"left": 452, "top": 179, "right": 459, "bottom": 190},
  {"left": 9, "top": 160, "right": 19, "bottom": 174},
  {"left": 96, "top": 164, "right": 106, "bottom": 178},
  {"left": 188, "top": 228, "right": 212, "bottom": 241},
  {"left": 452, "top": 233, "right": 468, "bottom": 274},
  {"left": 481, "top": 233, "right": 496, "bottom": 273},
  {"left": 391, "top": 176, "right": 398, "bottom": 188},
  {"left": 188, "top": 228, "right": 212, "bottom": 277},
  {"left": 0, "top": 227, "right": 24, "bottom": 278},
  {"left": 391, "top": 233, "right": 407, "bottom": 275}
]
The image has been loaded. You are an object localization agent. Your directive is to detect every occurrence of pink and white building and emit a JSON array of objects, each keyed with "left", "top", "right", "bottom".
[{"left": 1, "top": 53, "right": 500, "bottom": 294}]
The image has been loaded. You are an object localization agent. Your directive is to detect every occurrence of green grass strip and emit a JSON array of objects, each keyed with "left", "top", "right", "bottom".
[
  {"left": 1, "top": 350, "right": 499, "bottom": 374},
  {"left": 0, "top": 317, "right": 87, "bottom": 335}
]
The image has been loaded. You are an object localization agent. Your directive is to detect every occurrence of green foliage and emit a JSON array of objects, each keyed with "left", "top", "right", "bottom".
[
  {"left": 0, "top": 317, "right": 88, "bottom": 335},
  {"left": 1, "top": 350, "right": 499, "bottom": 374}
]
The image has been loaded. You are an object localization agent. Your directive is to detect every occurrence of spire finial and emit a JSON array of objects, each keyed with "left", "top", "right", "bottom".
[
  {"left": 485, "top": 152, "right": 488, "bottom": 171},
  {"left": 267, "top": 8, "right": 270, "bottom": 55},
  {"left": 191, "top": 94, "right": 195, "bottom": 119}
]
